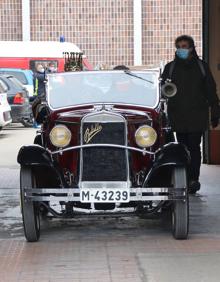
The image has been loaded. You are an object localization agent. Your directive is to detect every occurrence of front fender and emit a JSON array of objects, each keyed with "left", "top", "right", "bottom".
[
  {"left": 154, "top": 142, "right": 190, "bottom": 168},
  {"left": 17, "top": 145, "right": 53, "bottom": 166},
  {"left": 144, "top": 142, "right": 190, "bottom": 186},
  {"left": 17, "top": 145, "right": 65, "bottom": 188}
]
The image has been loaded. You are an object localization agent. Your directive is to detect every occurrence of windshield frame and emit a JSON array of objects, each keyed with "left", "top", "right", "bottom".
[{"left": 47, "top": 70, "right": 160, "bottom": 111}]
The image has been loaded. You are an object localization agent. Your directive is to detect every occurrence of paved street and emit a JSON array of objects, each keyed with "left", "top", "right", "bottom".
[{"left": 0, "top": 124, "right": 220, "bottom": 282}]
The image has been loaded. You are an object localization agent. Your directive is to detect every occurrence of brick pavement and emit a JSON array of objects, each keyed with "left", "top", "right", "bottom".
[
  {"left": 1, "top": 235, "right": 220, "bottom": 282},
  {"left": 0, "top": 133, "right": 220, "bottom": 282}
]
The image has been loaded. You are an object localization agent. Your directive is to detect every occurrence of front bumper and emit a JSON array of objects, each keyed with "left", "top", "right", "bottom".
[{"left": 23, "top": 187, "right": 187, "bottom": 202}]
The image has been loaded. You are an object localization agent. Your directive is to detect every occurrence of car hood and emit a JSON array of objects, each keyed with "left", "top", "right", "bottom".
[{"left": 55, "top": 105, "right": 157, "bottom": 122}]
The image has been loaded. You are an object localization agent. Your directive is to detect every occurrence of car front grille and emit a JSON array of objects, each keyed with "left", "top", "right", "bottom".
[{"left": 81, "top": 114, "right": 127, "bottom": 182}]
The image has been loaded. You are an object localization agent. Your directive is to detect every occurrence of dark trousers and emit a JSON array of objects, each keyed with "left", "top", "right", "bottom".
[{"left": 176, "top": 132, "right": 203, "bottom": 181}]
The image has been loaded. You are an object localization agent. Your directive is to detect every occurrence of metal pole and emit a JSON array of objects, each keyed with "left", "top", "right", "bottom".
[
  {"left": 202, "top": 0, "right": 210, "bottom": 164},
  {"left": 133, "top": 0, "right": 142, "bottom": 66},
  {"left": 22, "top": 0, "right": 31, "bottom": 41}
]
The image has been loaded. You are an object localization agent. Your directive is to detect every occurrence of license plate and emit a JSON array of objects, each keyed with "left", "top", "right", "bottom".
[{"left": 80, "top": 188, "right": 130, "bottom": 203}]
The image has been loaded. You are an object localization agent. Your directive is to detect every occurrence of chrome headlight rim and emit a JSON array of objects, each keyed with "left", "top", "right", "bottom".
[
  {"left": 49, "top": 125, "right": 72, "bottom": 148},
  {"left": 135, "top": 125, "right": 157, "bottom": 148}
]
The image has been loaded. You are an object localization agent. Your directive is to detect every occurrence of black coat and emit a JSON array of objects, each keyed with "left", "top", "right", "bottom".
[
  {"left": 161, "top": 57, "right": 219, "bottom": 133},
  {"left": 33, "top": 72, "right": 46, "bottom": 96}
]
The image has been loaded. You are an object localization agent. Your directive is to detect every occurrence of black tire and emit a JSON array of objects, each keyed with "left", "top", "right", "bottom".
[
  {"left": 172, "top": 167, "right": 189, "bottom": 240},
  {"left": 20, "top": 166, "right": 40, "bottom": 242}
]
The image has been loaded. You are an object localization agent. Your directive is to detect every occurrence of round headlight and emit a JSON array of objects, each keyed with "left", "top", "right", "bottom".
[
  {"left": 135, "top": 125, "right": 157, "bottom": 148},
  {"left": 49, "top": 125, "right": 71, "bottom": 148}
]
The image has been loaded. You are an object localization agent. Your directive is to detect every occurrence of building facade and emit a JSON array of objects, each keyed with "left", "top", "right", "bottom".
[{"left": 0, "top": 0, "right": 202, "bottom": 67}]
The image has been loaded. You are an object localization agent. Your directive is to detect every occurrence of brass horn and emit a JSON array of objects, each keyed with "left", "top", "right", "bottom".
[{"left": 161, "top": 80, "right": 177, "bottom": 98}]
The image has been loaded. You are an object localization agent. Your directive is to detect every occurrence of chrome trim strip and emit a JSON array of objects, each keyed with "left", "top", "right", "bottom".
[
  {"left": 25, "top": 187, "right": 183, "bottom": 193},
  {"left": 106, "top": 107, "right": 152, "bottom": 118},
  {"left": 81, "top": 112, "right": 126, "bottom": 122},
  {"left": 49, "top": 144, "right": 155, "bottom": 155},
  {"left": 81, "top": 181, "right": 130, "bottom": 189},
  {"left": 28, "top": 196, "right": 173, "bottom": 201},
  {"left": 48, "top": 102, "right": 160, "bottom": 112},
  {"left": 24, "top": 187, "right": 186, "bottom": 202},
  {"left": 58, "top": 107, "right": 152, "bottom": 119}
]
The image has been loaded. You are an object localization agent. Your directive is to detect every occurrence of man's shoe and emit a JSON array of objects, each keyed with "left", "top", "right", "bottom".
[
  {"left": 189, "top": 180, "right": 201, "bottom": 194},
  {"left": 33, "top": 121, "right": 41, "bottom": 129}
]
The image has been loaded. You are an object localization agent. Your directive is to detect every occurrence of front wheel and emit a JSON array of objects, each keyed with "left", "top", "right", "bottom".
[
  {"left": 172, "top": 167, "right": 189, "bottom": 240},
  {"left": 20, "top": 166, "right": 40, "bottom": 242}
]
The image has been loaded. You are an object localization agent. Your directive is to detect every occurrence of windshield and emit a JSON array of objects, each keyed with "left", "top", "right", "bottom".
[{"left": 48, "top": 71, "right": 159, "bottom": 109}]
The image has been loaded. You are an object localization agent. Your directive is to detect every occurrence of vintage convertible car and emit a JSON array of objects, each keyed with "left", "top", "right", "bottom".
[{"left": 17, "top": 70, "right": 190, "bottom": 242}]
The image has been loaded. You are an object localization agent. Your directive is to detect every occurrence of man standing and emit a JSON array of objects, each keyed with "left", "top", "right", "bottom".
[
  {"left": 33, "top": 63, "right": 46, "bottom": 97},
  {"left": 32, "top": 64, "right": 46, "bottom": 128},
  {"left": 162, "top": 35, "right": 220, "bottom": 194},
  {"left": 47, "top": 62, "right": 57, "bottom": 73}
]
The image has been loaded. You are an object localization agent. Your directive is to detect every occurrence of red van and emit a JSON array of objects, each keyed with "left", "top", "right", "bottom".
[{"left": 0, "top": 41, "right": 93, "bottom": 72}]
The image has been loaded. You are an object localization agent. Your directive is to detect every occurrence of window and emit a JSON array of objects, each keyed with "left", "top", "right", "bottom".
[
  {"left": 30, "top": 60, "right": 58, "bottom": 72},
  {"left": 0, "top": 71, "right": 28, "bottom": 85},
  {"left": 7, "top": 76, "right": 24, "bottom": 89},
  {"left": 0, "top": 79, "right": 8, "bottom": 93}
]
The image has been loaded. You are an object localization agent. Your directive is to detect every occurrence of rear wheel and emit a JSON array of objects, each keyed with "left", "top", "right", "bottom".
[
  {"left": 172, "top": 167, "right": 189, "bottom": 240},
  {"left": 20, "top": 166, "right": 40, "bottom": 242}
]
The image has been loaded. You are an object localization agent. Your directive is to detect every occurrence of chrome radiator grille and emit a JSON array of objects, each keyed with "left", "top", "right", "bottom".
[{"left": 80, "top": 112, "right": 128, "bottom": 182}]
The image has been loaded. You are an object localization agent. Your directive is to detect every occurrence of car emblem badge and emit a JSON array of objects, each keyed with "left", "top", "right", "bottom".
[{"left": 84, "top": 123, "right": 102, "bottom": 143}]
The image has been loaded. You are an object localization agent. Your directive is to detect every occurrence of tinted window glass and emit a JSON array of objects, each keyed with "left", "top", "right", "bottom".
[
  {"left": 8, "top": 76, "right": 24, "bottom": 89},
  {"left": 0, "top": 79, "right": 8, "bottom": 92},
  {"left": 0, "top": 81, "right": 4, "bottom": 93},
  {"left": 0, "top": 71, "right": 28, "bottom": 84},
  {"left": 30, "top": 60, "right": 58, "bottom": 72}
]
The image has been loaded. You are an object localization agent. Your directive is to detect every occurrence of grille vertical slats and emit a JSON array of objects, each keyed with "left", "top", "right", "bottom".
[{"left": 81, "top": 122, "right": 127, "bottom": 181}]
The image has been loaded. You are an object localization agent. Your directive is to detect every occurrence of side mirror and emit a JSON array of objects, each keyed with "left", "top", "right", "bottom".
[{"left": 161, "top": 81, "right": 177, "bottom": 98}]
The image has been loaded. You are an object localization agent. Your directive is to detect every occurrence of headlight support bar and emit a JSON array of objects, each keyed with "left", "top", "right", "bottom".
[{"left": 49, "top": 144, "right": 155, "bottom": 156}]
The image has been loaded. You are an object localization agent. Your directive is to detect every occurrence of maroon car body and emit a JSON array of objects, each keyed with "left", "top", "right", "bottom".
[
  {"left": 46, "top": 105, "right": 160, "bottom": 179},
  {"left": 18, "top": 70, "right": 190, "bottom": 242}
]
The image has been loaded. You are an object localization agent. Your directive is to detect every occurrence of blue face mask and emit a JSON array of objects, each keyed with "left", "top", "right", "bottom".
[{"left": 176, "top": 48, "right": 190, "bottom": 60}]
